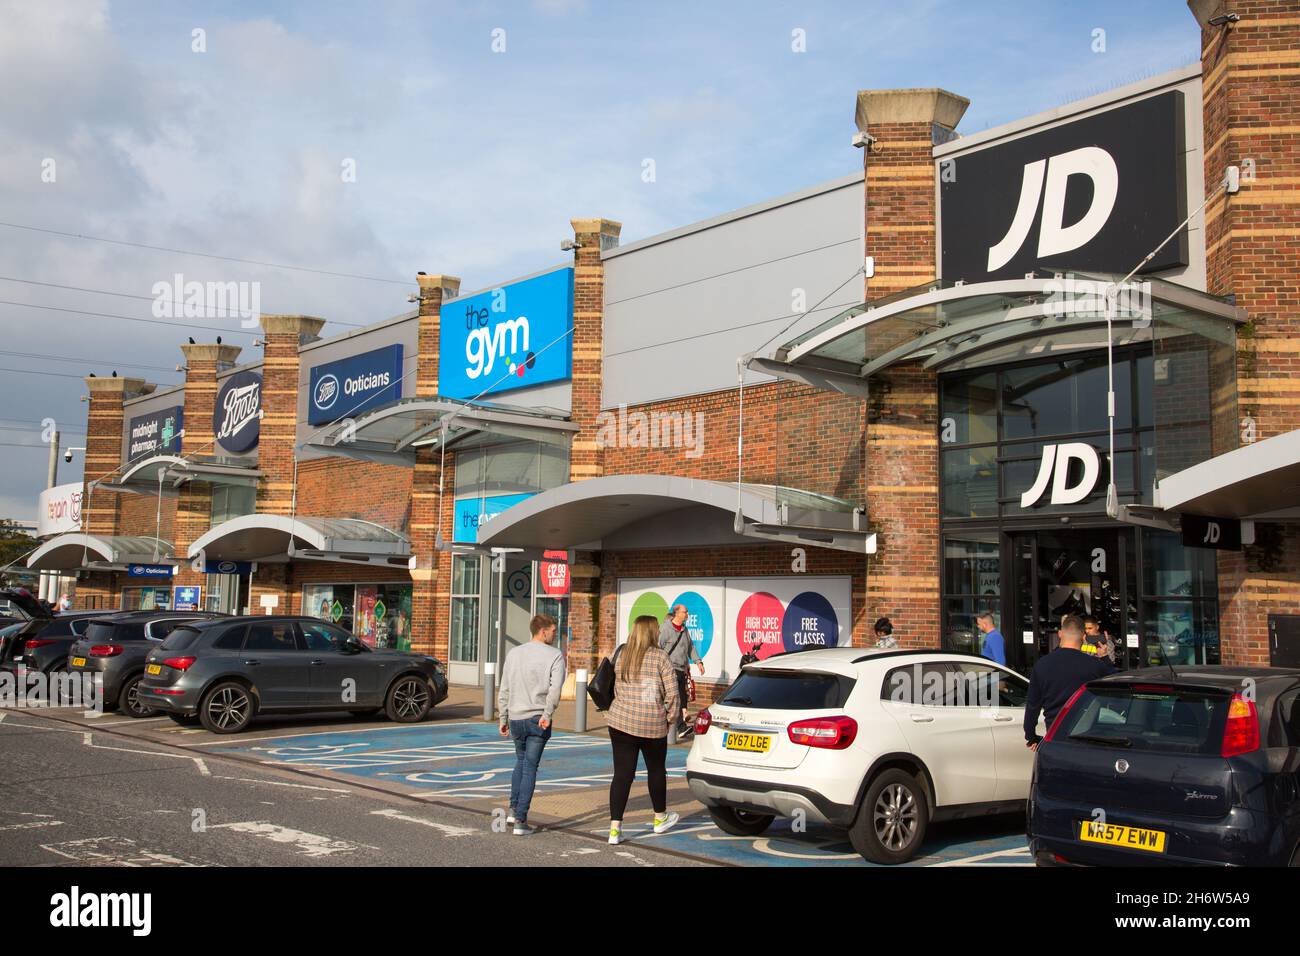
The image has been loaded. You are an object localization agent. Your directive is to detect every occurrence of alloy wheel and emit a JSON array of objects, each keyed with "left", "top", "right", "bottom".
[
  {"left": 392, "top": 678, "right": 430, "bottom": 719},
  {"left": 207, "top": 686, "right": 250, "bottom": 730},
  {"left": 873, "top": 782, "right": 919, "bottom": 851}
]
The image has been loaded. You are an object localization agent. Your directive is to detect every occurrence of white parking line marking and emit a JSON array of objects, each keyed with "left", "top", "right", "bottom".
[
  {"left": 614, "top": 851, "right": 654, "bottom": 867},
  {"left": 0, "top": 820, "right": 64, "bottom": 832},
  {"left": 41, "top": 836, "right": 199, "bottom": 867},
  {"left": 214, "top": 775, "right": 350, "bottom": 793},
  {"left": 87, "top": 717, "right": 170, "bottom": 727},
  {"left": 209, "top": 821, "right": 377, "bottom": 858},
  {"left": 184, "top": 720, "right": 478, "bottom": 746},
  {"left": 370, "top": 808, "right": 477, "bottom": 836},
  {"left": 928, "top": 845, "right": 1032, "bottom": 867}
]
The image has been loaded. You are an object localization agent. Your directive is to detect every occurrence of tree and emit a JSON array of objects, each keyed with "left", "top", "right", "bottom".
[{"left": 0, "top": 520, "right": 38, "bottom": 587}]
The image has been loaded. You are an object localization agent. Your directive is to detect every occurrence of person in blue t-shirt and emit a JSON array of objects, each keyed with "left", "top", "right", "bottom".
[{"left": 976, "top": 611, "right": 1006, "bottom": 665}]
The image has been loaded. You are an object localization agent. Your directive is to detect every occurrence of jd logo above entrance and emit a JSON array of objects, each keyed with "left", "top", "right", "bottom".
[
  {"left": 1020, "top": 442, "right": 1101, "bottom": 508},
  {"left": 987, "top": 146, "right": 1118, "bottom": 273}
]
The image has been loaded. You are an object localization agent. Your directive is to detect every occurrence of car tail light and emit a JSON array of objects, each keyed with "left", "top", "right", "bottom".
[
  {"left": 89, "top": 644, "right": 123, "bottom": 657},
  {"left": 150, "top": 689, "right": 185, "bottom": 696},
  {"left": 1043, "top": 685, "right": 1088, "bottom": 742},
  {"left": 1221, "top": 693, "right": 1259, "bottom": 757},
  {"left": 162, "top": 656, "right": 196, "bottom": 671},
  {"left": 694, "top": 708, "right": 712, "bottom": 736},
  {"left": 1053, "top": 854, "right": 1070, "bottom": 865},
  {"left": 787, "top": 715, "right": 857, "bottom": 749},
  {"left": 22, "top": 639, "right": 56, "bottom": 650}
]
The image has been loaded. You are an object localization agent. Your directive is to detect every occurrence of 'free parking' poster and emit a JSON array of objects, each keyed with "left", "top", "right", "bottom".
[{"left": 616, "top": 576, "right": 852, "bottom": 683}]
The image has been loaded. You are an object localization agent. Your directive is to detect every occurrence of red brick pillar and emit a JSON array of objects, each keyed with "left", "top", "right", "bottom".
[
  {"left": 257, "top": 314, "right": 324, "bottom": 516},
  {"left": 566, "top": 218, "right": 620, "bottom": 672},
  {"left": 857, "top": 88, "right": 969, "bottom": 648},
  {"left": 247, "top": 315, "right": 323, "bottom": 614},
  {"left": 410, "top": 274, "right": 460, "bottom": 658},
  {"left": 172, "top": 342, "right": 242, "bottom": 590},
  {"left": 1192, "top": 0, "right": 1300, "bottom": 665},
  {"left": 568, "top": 218, "right": 620, "bottom": 483},
  {"left": 80, "top": 375, "right": 153, "bottom": 608}
]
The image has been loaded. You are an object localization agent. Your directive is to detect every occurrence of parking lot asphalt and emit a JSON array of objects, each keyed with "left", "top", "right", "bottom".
[{"left": 13, "top": 700, "right": 1031, "bottom": 867}]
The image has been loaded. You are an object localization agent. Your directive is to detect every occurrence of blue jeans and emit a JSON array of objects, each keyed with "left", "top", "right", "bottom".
[{"left": 508, "top": 715, "right": 552, "bottom": 824}]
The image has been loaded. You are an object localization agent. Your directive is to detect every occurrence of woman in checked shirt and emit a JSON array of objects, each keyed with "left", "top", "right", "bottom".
[{"left": 606, "top": 615, "right": 681, "bottom": 844}]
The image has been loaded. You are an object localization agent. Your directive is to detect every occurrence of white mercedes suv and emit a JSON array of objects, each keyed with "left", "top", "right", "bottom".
[{"left": 686, "top": 647, "right": 1044, "bottom": 864}]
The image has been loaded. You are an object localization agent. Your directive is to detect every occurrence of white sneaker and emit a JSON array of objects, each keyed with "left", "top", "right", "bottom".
[
  {"left": 513, "top": 823, "right": 536, "bottom": 835},
  {"left": 608, "top": 827, "right": 623, "bottom": 845},
  {"left": 506, "top": 813, "right": 516, "bottom": 825},
  {"left": 652, "top": 811, "right": 680, "bottom": 834}
]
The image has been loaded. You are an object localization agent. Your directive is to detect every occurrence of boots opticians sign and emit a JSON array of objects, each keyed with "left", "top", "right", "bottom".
[
  {"left": 213, "top": 370, "right": 262, "bottom": 453},
  {"left": 940, "top": 91, "right": 1187, "bottom": 282},
  {"left": 307, "top": 344, "right": 403, "bottom": 425}
]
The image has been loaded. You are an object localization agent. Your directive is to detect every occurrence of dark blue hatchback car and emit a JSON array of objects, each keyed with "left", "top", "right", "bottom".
[{"left": 1028, "top": 666, "right": 1300, "bottom": 866}]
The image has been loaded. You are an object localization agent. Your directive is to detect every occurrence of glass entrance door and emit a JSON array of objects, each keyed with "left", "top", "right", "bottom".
[{"left": 1010, "top": 528, "right": 1135, "bottom": 673}]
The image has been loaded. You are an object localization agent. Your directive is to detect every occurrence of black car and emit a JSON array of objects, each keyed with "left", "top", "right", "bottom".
[
  {"left": 140, "top": 615, "right": 450, "bottom": 733},
  {"left": 1028, "top": 665, "right": 1300, "bottom": 866},
  {"left": 0, "top": 588, "right": 102, "bottom": 676},
  {"left": 68, "top": 611, "right": 227, "bottom": 717}
]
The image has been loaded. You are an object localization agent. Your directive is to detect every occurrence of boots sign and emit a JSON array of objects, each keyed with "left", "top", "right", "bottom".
[
  {"left": 940, "top": 91, "right": 1188, "bottom": 282},
  {"left": 213, "top": 371, "right": 262, "bottom": 453}
]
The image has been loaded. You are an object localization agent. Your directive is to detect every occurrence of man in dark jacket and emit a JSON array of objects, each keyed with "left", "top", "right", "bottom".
[{"left": 1024, "top": 614, "right": 1115, "bottom": 749}]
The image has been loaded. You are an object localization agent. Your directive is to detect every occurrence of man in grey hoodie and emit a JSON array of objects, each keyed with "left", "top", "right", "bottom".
[
  {"left": 498, "top": 613, "right": 565, "bottom": 835},
  {"left": 662, "top": 604, "right": 704, "bottom": 736}
]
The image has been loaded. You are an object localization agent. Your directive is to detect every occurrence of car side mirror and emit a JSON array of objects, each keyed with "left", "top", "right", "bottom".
[{"left": 343, "top": 635, "right": 363, "bottom": 653}]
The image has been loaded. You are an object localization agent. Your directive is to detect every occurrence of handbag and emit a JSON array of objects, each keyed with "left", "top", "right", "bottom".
[
  {"left": 587, "top": 645, "right": 622, "bottom": 712},
  {"left": 685, "top": 672, "right": 697, "bottom": 702}
]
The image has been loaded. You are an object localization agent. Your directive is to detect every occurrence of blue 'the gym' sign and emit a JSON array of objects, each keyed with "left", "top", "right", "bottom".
[
  {"left": 455, "top": 493, "right": 534, "bottom": 544},
  {"left": 439, "top": 269, "right": 573, "bottom": 401},
  {"left": 308, "top": 344, "right": 404, "bottom": 425}
]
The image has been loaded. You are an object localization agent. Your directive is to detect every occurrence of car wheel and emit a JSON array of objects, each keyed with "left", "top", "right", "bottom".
[
  {"left": 199, "top": 681, "right": 256, "bottom": 734},
  {"left": 167, "top": 714, "right": 200, "bottom": 726},
  {"left": 708, "top": 806, "right": 775, "bottom": 836},
  {"left": 385, "top": 675, "right": 433, "bottom": 723},
  {"left": 117, "top": 675, "right": 156, "bottom": 718},
  {"left": 848, "top": 768, "right": 929, "bottom": 865}
]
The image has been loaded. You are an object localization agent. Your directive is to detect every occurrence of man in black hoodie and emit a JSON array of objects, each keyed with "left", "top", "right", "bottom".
[{"left": 1024, "top": 614, "right": 1115, "bottom": 750}]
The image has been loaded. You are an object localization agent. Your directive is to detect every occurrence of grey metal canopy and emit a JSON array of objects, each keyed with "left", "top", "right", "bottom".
[
  {"left": 474, "top": 474, "right": 875, "bottom": 555},
  {"left": 27, "top": 534, "right": 173, "bottom": 572},
  {"left": 98, "top": 455, "right": 262, "bottom": 497},
  {"left": 752, "top": 274, "right": 1247, "bottom": 395},
  {"left": 188, "top": 515, "right": 411, "bottom": 568},
  {"left": 1156, "top": 428, "right": 1300, "bottom": 521},
  {"left": 304, "top": 397, "right": 578, "bottom": 467}
]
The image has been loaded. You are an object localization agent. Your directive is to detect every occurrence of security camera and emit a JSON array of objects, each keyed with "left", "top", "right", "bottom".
[
  {"left": 560, "top": 239, "right": 583, "bottom": 252},
  {"left": 64, "top": 450, "right": 73, "bottom": 463},
  {"left": 1208, "top": 13, "right": 1239, "bottom": 26},
  {"left": 852, "top": 131, "right": 876, "bottom": 149}
]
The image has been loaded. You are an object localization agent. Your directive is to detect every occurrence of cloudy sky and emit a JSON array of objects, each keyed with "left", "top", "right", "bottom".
[{"left": 0, "top": 0, "right": 1201, "bottom": 522}]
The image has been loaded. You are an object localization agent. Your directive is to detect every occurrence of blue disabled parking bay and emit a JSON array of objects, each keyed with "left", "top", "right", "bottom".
[{"left": 209, "top": 721, "right": 1030, "bottom": 867}]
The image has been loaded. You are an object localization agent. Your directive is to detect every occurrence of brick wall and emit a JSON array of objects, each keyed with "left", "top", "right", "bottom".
[
  {"left": 1194, "top": 0, "right": 1300, "bottom": 665},
  {"left": 856, "top": 90, "right": 969, "bottom": 648}
]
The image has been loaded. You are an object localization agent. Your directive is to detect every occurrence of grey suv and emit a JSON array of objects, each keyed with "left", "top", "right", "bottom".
[
  {"left": 68, "top": 611, "right": 226, "bottom": 717},
  {"left": 140, "top": 615, "right": 449, "bottom": 733}
]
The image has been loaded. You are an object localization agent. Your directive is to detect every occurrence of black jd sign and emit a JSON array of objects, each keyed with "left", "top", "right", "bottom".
[{"left": 1181, "top": 513, "right": 1241, "bottom": 551}]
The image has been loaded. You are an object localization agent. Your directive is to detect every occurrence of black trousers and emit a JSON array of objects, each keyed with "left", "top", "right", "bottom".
[{"left": 608, "top": 726, "right": 668, "bottom": 820}]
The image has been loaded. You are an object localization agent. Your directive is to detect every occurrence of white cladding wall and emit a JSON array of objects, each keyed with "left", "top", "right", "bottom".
[{"left": 602, "top": 173, "right": 864, "bottom": 408}]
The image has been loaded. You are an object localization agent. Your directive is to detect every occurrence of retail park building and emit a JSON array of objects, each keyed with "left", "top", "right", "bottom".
[{"left": 28, "top": 2, "right": 1300, "bottom": 692}]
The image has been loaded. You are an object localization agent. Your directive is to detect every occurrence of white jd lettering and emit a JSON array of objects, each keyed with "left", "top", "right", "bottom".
[
  {"left": 1020, "top": 442, "right": 1101, "bottom": 508},
  {"left": 1203, "top": 522, "right": 1220, "bottom": 544},
  {"left": 987, "top": 146, "right": 1119, "bottom": 273}
]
